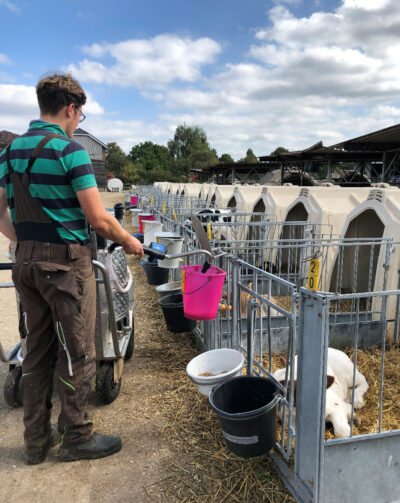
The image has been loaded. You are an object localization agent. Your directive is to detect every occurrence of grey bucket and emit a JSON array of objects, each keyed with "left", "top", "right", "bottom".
[{"left": 156, "top": 281, "right": 181, "bottom": 299}]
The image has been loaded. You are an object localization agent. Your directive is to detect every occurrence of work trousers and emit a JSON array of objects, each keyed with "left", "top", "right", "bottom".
[{"left": 12, "top": 241, "right": 96, "bottom": 452}]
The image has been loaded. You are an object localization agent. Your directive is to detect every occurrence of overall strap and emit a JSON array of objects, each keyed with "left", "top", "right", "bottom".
[
  {"left": 26, "top": 134, "right": 59, "bottom": 175},
  {"left": 6, "top": 133, "right": 65, "bottom": 176},
  {"left": 5, "top": 144, "right": 15, "bottom": 174}
]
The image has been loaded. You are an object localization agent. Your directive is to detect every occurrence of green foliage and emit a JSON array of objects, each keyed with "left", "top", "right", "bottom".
[
  {"left": 271, "top": 146, "right": 289, "bottom": 156},
  {"left": 188, "top": 146, "right": 218, "bottom": 171},
  {"left": 238, "top": 148, "right": 258, "bottom": 164},
  {"left": 120, "top": 161, "right": 140, "bottom": 184},
  {"left": 219, "top": 153, "right": 234, "bottom": 164},
  {"left": 167, "top": 123, "right": 209, "bottom": 160},
  {"left": 129, "top": 141, "right": 171, "bottom": 171},
  {"left": 105, "top": 142, "right": 128, "bottom": 177},
  {"left": 167, "top": 123, "right": 218, "bottom": 178},
  {"left": 127, "top": 141, "right": 174, "bottom": 183}
]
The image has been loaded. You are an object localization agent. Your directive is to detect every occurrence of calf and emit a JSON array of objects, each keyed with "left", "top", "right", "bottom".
[{"left": 272, "top": 348, "right": 369, "bottom": 438}]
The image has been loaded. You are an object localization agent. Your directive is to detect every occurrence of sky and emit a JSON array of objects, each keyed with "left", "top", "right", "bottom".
[{"left": 1, "top": 0, "right": 400, "bottom": 160}]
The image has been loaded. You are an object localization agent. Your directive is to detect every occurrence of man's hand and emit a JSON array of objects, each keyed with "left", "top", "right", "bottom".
[{"left": 121, "top": 235, "right": 144, "bottom": 257}]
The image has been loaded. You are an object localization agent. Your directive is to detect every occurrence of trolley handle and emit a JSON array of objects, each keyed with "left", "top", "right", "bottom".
[
  {"left": 142, "top": 246, "right": 166, "bottom": 260},
  {"left": 107, "top": 242, "right": 121, "bottom": 254},
  {"left": 0, "top": 263, "right": 13, "bottom": 270}
]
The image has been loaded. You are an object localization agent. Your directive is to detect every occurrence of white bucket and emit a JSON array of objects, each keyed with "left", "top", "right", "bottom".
[
  {"left": 154, "top": 232, "right": 184, "bottom": 269},
  {"left": 143, "top": 220, "right": 164, "bottom": 246},
  {"left": 186, "top": 348, "right": 244, "bottom": 396},
  {"left": 130, "top": 208, "right": 144, "bottom": 227}
]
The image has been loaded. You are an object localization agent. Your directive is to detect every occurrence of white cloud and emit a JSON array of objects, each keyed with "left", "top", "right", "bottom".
[
  {"left": 0, "top": 84, "right": 104, "bottom": 134},
  {"left": 66, "top": 34, "right": 221, "bottom": 89},
  {"left": 342, "top": 0, "right": 390, "bottom": 9},
  {"left": 0, "top": 53, "right": 10, "bottom": 64},
  {"left": 3, "top": 1, "right": 400, "bottom": 161},
  {"left": 0, "top": 0, "right": 20, "bottom": 13}
]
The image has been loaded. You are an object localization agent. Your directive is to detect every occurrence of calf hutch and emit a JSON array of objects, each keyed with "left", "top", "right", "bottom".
[
  {"left": 133, "top": 185, "right": 400, "bottom": 502},
  {"left": 180, "top": 183, "right": 203, "bottom": 198}
]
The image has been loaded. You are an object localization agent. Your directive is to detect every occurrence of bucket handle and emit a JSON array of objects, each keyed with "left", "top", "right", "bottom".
[
  {"left": 182, "top": 267, "right": 225, "bottom": 295},
  {"left": 182, "top": 277, "right": 211, "bottom": 296}
]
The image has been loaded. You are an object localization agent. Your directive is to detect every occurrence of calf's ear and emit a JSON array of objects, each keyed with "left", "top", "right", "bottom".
[
  {"left": 279, "top": 356, "right": 287, "bottom": 367},
  {"left": 326, "top": 375, "right": 335, "bottom": 389}
]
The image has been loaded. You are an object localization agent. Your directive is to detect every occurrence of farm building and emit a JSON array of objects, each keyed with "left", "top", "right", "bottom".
[
  {"left": 0, "top": 130, "right": 18, "bottom": 152},
  {"left": 73, "top": 128, "right": 107, "bottom": 189}
]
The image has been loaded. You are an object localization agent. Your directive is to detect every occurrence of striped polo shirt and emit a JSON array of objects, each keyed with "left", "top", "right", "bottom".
[{"left": 0, "top": 120, "right": 97, "bottom": 245}]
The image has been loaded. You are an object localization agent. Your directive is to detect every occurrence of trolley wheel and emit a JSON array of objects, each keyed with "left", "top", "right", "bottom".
[
  {"left": 124, "top": 321, "right": 134, "bottom": 361},
  {"left": 4, "top": 366, "right": 22, "bottom": 408},
  {"left": 95, "top": 362, "right": 121, "bottom": 404}
]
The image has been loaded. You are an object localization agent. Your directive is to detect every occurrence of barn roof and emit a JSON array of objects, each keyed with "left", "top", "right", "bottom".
[{"left": 73, "top": 128, "right": 107, "bottom": 148}]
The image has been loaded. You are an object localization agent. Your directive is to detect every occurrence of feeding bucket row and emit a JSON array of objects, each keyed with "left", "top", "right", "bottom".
[
  {"left": 209, "top": 376, "right": 279, "bottom": 458},
  {"left": 143, "top": 220, "right": 163, "bottom": 246},
  {"left": 155, "top": 232, "right": 184, "bottom": 269},
  {"left": 139, "top": 213, "right": 154, "bottom": 233},
  {"left": 158, "top": 293, "right": 196, "bottom": 333},
  {"left": 130, "top": 208, "right": 143, "bottom": 226},
  {"left": 186, "top": 348, "right": 244, "bottom": 396},
  {"left": 181, "top": 265, "right": 226, "bottom": 320}
]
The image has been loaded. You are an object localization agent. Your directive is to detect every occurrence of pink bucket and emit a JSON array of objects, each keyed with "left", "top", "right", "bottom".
[
  {"left": 130, "top": 195, "right": 138, "bottom": 206},
  {"left": 139, "top": 213, "right": 154, "bottom": 233},
  {"left": 181, "top": 265, "right": 226, "bottom": 320}
]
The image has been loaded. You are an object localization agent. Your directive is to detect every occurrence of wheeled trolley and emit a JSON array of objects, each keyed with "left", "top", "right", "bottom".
[{"left": 0, "top": 235, "right": 135, "bottom": 407}]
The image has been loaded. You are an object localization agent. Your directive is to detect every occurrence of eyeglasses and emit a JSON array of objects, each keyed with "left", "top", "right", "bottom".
[{"left": 75, "top": 105, "right": 86, "bottom": 123}]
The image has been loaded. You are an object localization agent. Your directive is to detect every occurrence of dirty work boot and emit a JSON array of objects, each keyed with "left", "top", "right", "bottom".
[
  {"left": 58, "top": 432, "right": 122, "bottom": 462},
  {"left": 25, "top": 424, "right": 61, "bottom": 465}
]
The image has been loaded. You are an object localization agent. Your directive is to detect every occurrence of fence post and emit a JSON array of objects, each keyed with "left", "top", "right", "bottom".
[{"left": 295, "top": 289, "right": 330, "bottom": 501}]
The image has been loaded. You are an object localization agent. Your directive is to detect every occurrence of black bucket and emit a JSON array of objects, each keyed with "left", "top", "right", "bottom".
[
  {"left": 142, "top": 260, "right": 169, "bottom": 285},
  {"left": 159, "top": 293, "right": 197, "bottom": 333},
  {"left": 209, "top": 376, "right": 279, "bottom": 458}
]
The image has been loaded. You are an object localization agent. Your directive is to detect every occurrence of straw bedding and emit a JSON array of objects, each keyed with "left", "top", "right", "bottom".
[
  {"left": 126, "top": 214, "right": 399, "bottom": 501},
  {"left": 261, "top": 346, "right": 400, "bottom": 440},
  {"left": 126, "top": 217, "right": 295, "bottom": 502}
]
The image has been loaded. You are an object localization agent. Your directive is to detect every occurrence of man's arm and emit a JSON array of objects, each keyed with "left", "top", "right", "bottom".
[
  {"left": 77, "top": 187, "right": 143, "bottom": 257},
  {"left": 0, "top": 187, "right": 17, "bottom": 242}
]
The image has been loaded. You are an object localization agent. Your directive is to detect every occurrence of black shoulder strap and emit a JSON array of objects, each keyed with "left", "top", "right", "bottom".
[
  {"left": 26, "top": 134, "right": 59, "bottom": 175},
  {"left": 5, "top": 144, "right": 14, "bottom": 174},
  {"left": 6, "top": 133, "right": 66, "bottom": 176}
]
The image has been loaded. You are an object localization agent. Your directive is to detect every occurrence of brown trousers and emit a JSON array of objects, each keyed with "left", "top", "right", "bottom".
[{"left": 12, "top": 241, "right": 96, "bottom": 451}]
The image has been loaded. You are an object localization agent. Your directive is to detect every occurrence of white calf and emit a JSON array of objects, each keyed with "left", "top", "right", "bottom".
[{"left": 272, "top": 348, "right": 369, "bottom": 438}]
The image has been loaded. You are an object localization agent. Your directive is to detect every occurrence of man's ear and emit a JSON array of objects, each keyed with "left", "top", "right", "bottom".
[
  {"left": 326, "top": 375, "right": 335, "bottom": 389},
  {"left": 65, "top": 103, "right": 75, "bottom": 118}
]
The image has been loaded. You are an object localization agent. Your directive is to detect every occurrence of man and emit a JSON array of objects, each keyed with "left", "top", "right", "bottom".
[{"left": 0, "top": 72, "right": 143, "bottom": 464}]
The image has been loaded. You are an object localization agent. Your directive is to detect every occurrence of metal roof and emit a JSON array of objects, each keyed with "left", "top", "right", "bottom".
[
  {"left": 329, "top": 123, "right": 400, "bottom": 152},
  {"left": 259, "top": 123, "right": 400, "bottom": 161},
  {"left": 73, "top": 128, "right": 107, "bottom": 148}
]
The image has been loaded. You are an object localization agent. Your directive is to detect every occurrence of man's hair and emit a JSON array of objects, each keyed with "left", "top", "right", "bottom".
[{"left": 36, "top": 72, "right": 86, "bottom": 116}]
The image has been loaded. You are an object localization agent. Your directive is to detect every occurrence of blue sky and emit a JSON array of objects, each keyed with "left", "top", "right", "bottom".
[{"left": 1, "top": 0, "right": 399, "bottom": 159}]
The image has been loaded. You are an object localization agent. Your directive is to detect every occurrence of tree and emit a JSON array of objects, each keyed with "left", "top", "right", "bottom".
[
  {"left": 105, "top": 142, "right": 128, "bottom": 178},
  {"left": 120, "top": 161, "right": 140, "bottom": 184},
  {"left": 271, "top": 146, "right": 289, "bottom": 156},
  {"left": 238, "top": 148, "right": 258, "bottom": 164},
  {"left": 188, "top": 146, "right": 218, "bottom": 172},
  {"left": 167, "top": 123, "right": 209, "bottom": 160},
  {"left": 129, "top": 141, "right": 172, "bottom": 172},
  {"left": 219, "top": 153, "right": 234, "bottom": 164},
  {"left": 167, "top": 124, "right": 218, "bottom": 179}
]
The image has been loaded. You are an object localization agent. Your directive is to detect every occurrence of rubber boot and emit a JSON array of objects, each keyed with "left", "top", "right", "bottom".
[
  {"left": 58, "top": 432, "right": 122, "bottom": 462},
  {"left": 25, "top": 424, "right": 61, "bottom": 465}
]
